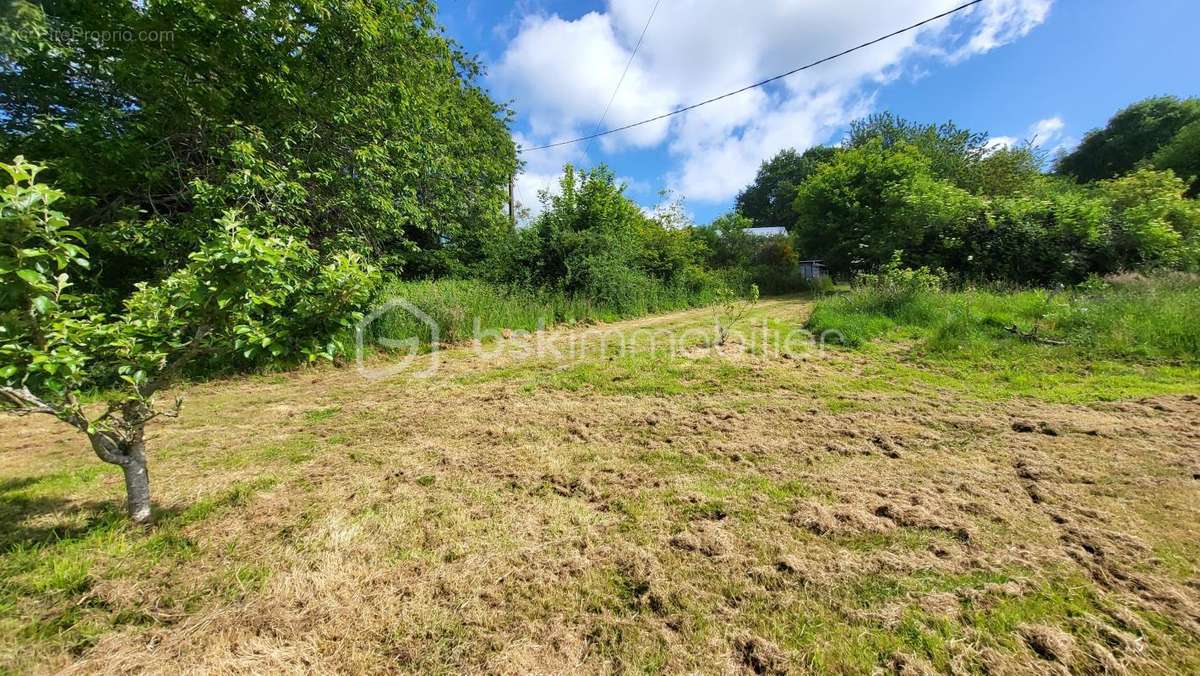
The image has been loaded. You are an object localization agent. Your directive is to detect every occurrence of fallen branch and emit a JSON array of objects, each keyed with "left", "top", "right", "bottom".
[{"left": 1004, "top": 324, "right": 1067, "bottom": 346}]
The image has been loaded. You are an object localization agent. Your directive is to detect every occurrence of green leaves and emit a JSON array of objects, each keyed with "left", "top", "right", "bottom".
[
  {"left": 30, "top": 296, "right": 52, "bottom": 314},
  {"left": 2, "top": 0, "right": 516, "bottom": 284},
  {"left": 1096, "top": 168, "right": 1200, "bottom": 270},
  {"left": 1, "top": 156, "right": 89, "bottom": 337},
  {"left": 794, "top": 139, "right": 985, "bottom": 275},
  {"left": 2, "top": 160, "right": 377, "bottom": 417},
  {"left": 1058, "top": 96, "right": 1200, "bottom": 182},
  {"left": 736, "top": 146, "right": 839, "bottom": 228},
  {"left": 123, "top": 212, "right": 378, "bottom": 375},
  {"left": 0, "top": 155, "right": 42, "bottom": 184},
  {"left": 787, "top": 122, "right": 1200, "bottom": 284},
  {"left": 1151, "top": 120, "right": 1200, "bottom": 197}
]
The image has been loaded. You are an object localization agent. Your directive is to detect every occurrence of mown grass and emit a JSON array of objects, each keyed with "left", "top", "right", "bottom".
[
  {"left": 0, "top": 473, "right": 279, "bottom": 663},
  {"left": 3, "top": 295, "right": 1199, "bottom": 672}
]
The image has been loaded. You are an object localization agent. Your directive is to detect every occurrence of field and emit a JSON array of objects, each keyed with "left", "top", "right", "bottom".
[{"left": 2, "top": 296, "right": 1200, "bottom": 673}]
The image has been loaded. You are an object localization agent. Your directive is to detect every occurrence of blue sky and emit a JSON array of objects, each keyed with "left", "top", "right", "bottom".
[{"left": 439, "top": 0, "right": 1200, "bottom": 224}]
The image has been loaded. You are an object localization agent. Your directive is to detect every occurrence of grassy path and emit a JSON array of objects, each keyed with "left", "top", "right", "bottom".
[{"left": 2, "top": 297, "right": 1199, "bottom": 673}]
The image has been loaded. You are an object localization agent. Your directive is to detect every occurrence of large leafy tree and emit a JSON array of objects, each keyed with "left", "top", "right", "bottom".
[
  {"left": 1056, "top": 96, "right": 1200, "bottom": 182},
  {"left": 792, "top": 139, "right": 984, "bottom": 275},
  {"left": 845, "top": 113, "right": 988, "bottom": 187},
  {"left": 0, "top": 0, "right": 516, "bottom": 292},
  {"left": 845, "top": 112, "right": 1042, "bottom": 197},
  {"left": 962, "top": 144, "right": 1043, "bottom": 197},
  {"left": 1152, "top": 120, "right": 1200, "bottom": 197},
  {"left": 735, "top": 146, "right": 837, "bottom": 228}
]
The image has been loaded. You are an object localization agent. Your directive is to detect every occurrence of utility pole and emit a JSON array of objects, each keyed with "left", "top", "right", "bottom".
[{"left": 508, "top": 173, "right": 516, "bottom": 228}]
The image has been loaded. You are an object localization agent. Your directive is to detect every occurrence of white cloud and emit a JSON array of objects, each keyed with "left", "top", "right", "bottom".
[
  {"left": 1029, "top": 116, "right": 1064, "bottom": 145},
  {"left": 496, "top": 11, "right": 676, "bottom": 148},
  {"left": 669, "top": 86, "right": 875, "bottom": 202},
  {"left": 985, "top": 136, "right": 1018, "bottom": 152},
  {"left": 949, "top": 0, "right": 1052, "bottom": 61},
  {"left": 495, "top": 0, "right": 1054, "bottom": 204},
  {"left": 986, "top": 115, "right": 1076, "bottom": 157}
]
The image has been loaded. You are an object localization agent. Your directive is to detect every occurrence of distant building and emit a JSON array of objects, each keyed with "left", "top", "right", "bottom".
[
  {"left": 798, "top": 260, "right": 827, "bottom": 280},
  {"left": 743, "top": 226, "right": 788, "bottom": 237},
  {"left": 737, "top": 226, "right": 826, "bottom": 279}
]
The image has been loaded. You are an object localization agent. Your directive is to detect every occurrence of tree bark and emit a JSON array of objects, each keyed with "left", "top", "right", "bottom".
[
  {"left": 121, "top": 446, "right": 153, "bottom": 524},
  {"left": 90, "top": 432, "right": 153, "bottom": 523}
]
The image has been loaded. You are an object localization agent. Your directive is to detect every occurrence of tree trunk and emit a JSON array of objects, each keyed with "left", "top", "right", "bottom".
[
  {"left": 86, "top": 417, "right": 155, "bottom": 523},
  {"left": 121, "top": 443, "right": 153, "bottom": 523}
]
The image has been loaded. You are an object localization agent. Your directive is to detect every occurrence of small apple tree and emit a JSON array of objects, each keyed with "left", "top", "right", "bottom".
[
  {"left": 1, "top": 157, "right": 375, "bottom": 522},
  {"left": 713, "top": 283, "right": 760, "bottom": 346}
]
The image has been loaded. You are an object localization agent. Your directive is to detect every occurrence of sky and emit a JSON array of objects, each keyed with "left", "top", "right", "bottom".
[{"left": 439, "top": 0, "right": 1200, "bottom": 224}]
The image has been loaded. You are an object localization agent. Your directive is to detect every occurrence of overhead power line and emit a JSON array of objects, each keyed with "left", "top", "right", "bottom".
[
  {"left": 592, "top": 0, "right": 663, "bottom": 139},
  {"left": 521, "top": 0, "right": 985, "bottom": 152}
]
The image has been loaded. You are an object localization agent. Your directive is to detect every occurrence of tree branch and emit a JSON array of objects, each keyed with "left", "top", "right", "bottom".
[
  {"left": 141, "top": 324, "right": 211, "bottom": 398},
  {"left": 0, "top": 386, "right": 57, "bottom": 415},
  {"left": 1, "top": 386, "right": 132, "bottom": 465},
  {"left": 87, "top": 432, "right": 130, "bottom": 466},
  {"left": 1004, "top": 324, "right": 1068, "bottom": 346}
]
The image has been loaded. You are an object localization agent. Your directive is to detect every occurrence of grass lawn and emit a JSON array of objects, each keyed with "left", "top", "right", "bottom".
[{"left": 2, "top": 297, "right": 1199, "bottom": 673}]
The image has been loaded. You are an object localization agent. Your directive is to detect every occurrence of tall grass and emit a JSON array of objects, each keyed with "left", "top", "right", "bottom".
[
  {"left": 365, "top": 277, "right": 722, "bottom": 347},
  {"left": 807, "top": 272, "right": 1200, "bottom": 363},
  {"left": 1056, "top": 272, "right": 1200, "bottom": 361}
]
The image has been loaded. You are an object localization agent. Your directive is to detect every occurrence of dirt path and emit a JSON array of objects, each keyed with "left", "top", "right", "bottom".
[
  {"left": 348, "top": 295, "right": 811, "bottom": 382},
  {"left": 2, "top": 297, "right": 1198, "bottom": 673}
]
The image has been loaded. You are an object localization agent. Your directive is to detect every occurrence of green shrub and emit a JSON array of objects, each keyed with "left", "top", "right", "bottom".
[
  {"left": 809, "top": 253, "right": 948, "bottom": 344},
  {"left": 784, "top": 109, "right": 1200, "bottom": 285},
  {"left": 481, "top": 165, "right": 752, "bottom": 312},
  {"left": 1095, "top": 168, "right": 1200, "bottom": 271},
  {"left": 573, "top": 257, "right": 657, "bottom": 316}
]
